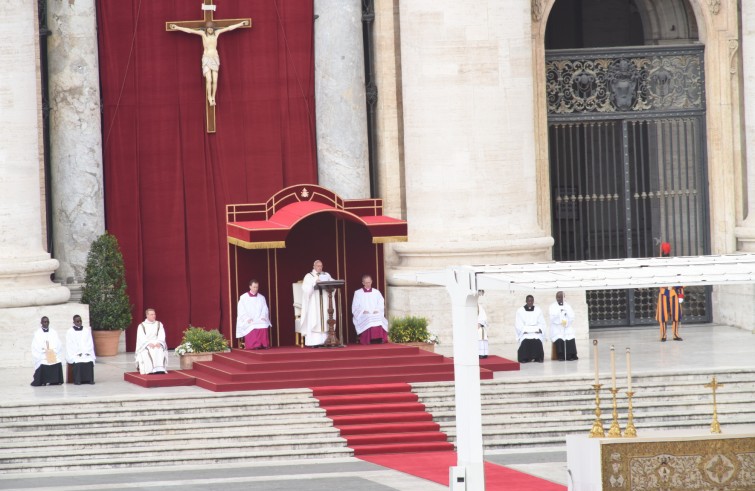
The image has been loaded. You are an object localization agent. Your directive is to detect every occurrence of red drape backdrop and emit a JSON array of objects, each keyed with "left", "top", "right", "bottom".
[{"left": 96, "top": 0, "right": 317, "bottom": 349}]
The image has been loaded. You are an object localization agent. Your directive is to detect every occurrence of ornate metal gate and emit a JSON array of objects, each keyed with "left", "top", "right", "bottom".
[{"left": 546, "top": 45, "right": 711, "bottom": 326}]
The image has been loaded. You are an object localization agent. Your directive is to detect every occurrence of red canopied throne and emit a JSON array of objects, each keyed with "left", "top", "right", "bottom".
[{"left": 225, "top": 185, "right": 407, "bottom": 347}]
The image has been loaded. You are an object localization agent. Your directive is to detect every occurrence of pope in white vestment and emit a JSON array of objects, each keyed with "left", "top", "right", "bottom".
[
  {"left": 549, "top": 291, "right": 578, "bottom": 361},
  {"left": 351, "top": 274, "right": 388, "bottom": 345},
  {"left": 236, "top": 279, "right": 272, "bottom": 349},
  {"left": 31, "top": 316, "right": 64, "bottom": 386},
  {"left": 515, "top": 295, "right": 546, "bottom": 363},
  {"left": 299, "top": 260, "right": 333, "bottom": 347},
  {"left": 135, "top": 309, "right": 168, "bottom": 374}
]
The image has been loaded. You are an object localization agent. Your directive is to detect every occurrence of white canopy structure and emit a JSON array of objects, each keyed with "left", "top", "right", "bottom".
[{"left": 394, "top": 253, "right": 755, "bottom": 490}]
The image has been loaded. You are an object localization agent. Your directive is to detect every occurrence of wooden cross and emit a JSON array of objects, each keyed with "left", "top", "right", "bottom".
[{"left": 166, "top": 0, "right": 251, "bottom": 133}]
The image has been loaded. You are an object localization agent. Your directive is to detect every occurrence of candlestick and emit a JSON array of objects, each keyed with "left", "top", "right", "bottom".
[
  {"left": 593, "top": 340, "right": 599, "bottom": 385},
  {"left": 610, "top": 345, "right": 616, "bottom": 390},
  {"left": 624, "top": 390, "right": 637, "bottom": 437},
  {"left": 607, "top": 387, "right": 622, "bottom": 438},
  {"left": 589, "top": 383, "right": 605, "bottom": 438},
  {"left": 626, "top": 347, "right": 632, "bottom": 392}
]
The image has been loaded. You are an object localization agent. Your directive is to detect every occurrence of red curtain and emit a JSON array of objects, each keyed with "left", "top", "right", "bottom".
[{"left": 96, "top": 0, "right": 317, "bottom": 349}]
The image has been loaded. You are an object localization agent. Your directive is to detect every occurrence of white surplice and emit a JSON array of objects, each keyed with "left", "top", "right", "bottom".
[
  {"left": 65, "top": 327, "right": 96, "bottom": 364},
  {"left": 351, "top": 288, "right": 388, "bottom": 335},
  {"left": 236, "top": 292, "right": 271, "bottom": 338},
  {"left": 514, "top": 306, "right": 546, "bottom": 346},
  {"left": 31, "top": 327, "right": 62, "bottom": 370}
]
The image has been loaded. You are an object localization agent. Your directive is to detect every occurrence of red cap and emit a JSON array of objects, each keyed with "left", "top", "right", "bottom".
[{"left": 660, "top": 242, "right": 671, "bottom": 255}]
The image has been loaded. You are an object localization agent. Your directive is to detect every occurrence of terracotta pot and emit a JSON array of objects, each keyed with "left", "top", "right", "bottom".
[
  {"left": 402, "top": 342, "right": 435, "bottom": 353},
  {"left": 179, "top": 352, "right": 217, "bottom": 370},
  {"left": 92, "top": 330, "right": 122, "bottom": 357}
]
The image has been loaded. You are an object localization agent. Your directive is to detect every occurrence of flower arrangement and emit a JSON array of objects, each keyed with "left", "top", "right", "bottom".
[
  {"left": 175, "top": 326, "right": 230, "bottom": 356},
  {"left": 388, "top": 315, "right": 440, "bottom": 345}
]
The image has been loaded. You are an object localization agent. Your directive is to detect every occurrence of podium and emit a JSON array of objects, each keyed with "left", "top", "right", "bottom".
[{"left": 315, "top": 280, "right": 345, "bottom": 348}]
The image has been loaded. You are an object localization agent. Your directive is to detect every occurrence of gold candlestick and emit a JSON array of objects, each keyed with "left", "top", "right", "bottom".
[
  {"left": 589, "top": 383, "right": 605, "bottom": 438},
  {"left": 607, "top": 387, "right": 622, "bottom": 437},
  {"left": 705, "top": 376, "right": 724, "bottom": 434},
  {"left": 624, "top": 390, "right": 637, "bottom": 437}
]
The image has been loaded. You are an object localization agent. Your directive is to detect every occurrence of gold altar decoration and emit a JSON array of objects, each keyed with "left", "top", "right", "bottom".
[
  {"left": 625, "top": 347, "right": 637, "bottom": 438},
  {"left": 607, "top": 345, "right": 622, "bottom": 438},
  {"left": 706, "top": 376, "right": 724, "bottom": 434},
  {"left": 601, "top": 435, "right": 755, "bottom": 490}
]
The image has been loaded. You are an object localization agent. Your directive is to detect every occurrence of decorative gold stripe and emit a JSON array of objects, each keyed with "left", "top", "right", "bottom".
[
  {"left": 372, "top": 236, "right": 408, "bottom": 244},
  {"left": 227, "top": 237, "right": 286, "bottom": 249}
]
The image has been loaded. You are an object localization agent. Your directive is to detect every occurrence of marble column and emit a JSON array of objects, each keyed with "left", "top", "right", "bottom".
[
  {"left": 314, "top": 0, "right": 370, "bottom": 198},
  {"left": 0, "top": 1, "right": 83, "bottom": 368},
  {"left": 47, "top": 0, "right": 105, "bottom": 295},
  {"left": 387, "top": 0, "right": 555, "bottom": 339}
]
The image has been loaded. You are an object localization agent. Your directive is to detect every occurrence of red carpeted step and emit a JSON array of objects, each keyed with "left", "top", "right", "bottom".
[
  {"left": 323, "top": 402, "right": 426, "bottom": 416},
  {"left": 330, "top": 411, "right": 434, "bottom": 425},
  {"left": 216, "top": 352, "right": 445, "bottom": 372},
  {"left": 123, "top": 371, "right": 195, "bottom": 388},
  {"left": 230, "top": 344, "right": 427, "bottom": 362},
  {"left": 338, "top": 421, "right": 440, "bottom": 435},
  {"left": 351, "top": 441, "right": 455, "bottom": 456},
  {"left": 312, "top": 383, "right": 412, "bottom": 396},
  {"left": 317, "top": 392, "right": 418, "bottom": 406},
  {"left": 344, "top": 431, "right": 448, "bottom": 446}
]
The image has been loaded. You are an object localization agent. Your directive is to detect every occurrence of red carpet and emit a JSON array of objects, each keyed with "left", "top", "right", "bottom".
[
  {"left": 361, "top": 451, "right": 566, "bottom": 491},
  {"left": 313, "top": 383, "right": 454, "bottom": 455},
  {"left": 124, "top": 344, "right": 519, "bottom": 391}
]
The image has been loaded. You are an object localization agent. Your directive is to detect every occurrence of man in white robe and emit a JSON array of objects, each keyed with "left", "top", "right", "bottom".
[
  {"left": 515, "top": 295, "right": 546, "bottom": 363},
  {"left": 299, "top": 260, "right": 333, "bottom": 347},
  {"left": 66, "top": 314, "right": 96, "bottom": 384},
  {"left": 351, "top": 274, "right": 388, "bottom": 345},
  {"left": 31, "top": 316, "right": 64, "bottom": 386},
  {"left": 549, "top": 291, "right": 578, "bottom": 361},
  {"left": 236, "top": 279, "right": 272, "bottom": 349},
  {"left": 135, "top": 308, "right": 168, "bottom": 374}
]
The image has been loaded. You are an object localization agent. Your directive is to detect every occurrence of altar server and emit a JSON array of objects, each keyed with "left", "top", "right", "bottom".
[
  {"left": 352, "top": 274, "right": 389, "bottom": 345},
  {"left": 135, "top": 308, "right": 168, "bottom": 374},
  {"left": 30, "top": 316, "right": 64, "bottom": 386},
  {"left": 236, "top": 279, "right": 272, "bottom": 349},
  {"left": 515, "top": 295, "right": 546, "bottom": 363},
  {"left": 549, "top": 291, "right": 578, "bottom": 361},
  {"left": 66, "top": 314, "right": 96, "bottom": 384}
]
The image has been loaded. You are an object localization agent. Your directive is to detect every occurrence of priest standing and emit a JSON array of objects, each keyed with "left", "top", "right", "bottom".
[
  {"left": 30, "top": 316, "right": 64, "bottom": 386},
  {"left": 236, "top": 279, "right": 272, "bottom": 349},
  {"left": 549, "top": 291, "right": 578, "bottom": 361},
  {"left": 299, "top": 260, "right": 333, "bottom": 347},
  {"left": 135, "top": 308, "right": 168, "bottom": 374},
  {"left": 514, "top": 295, "right": 546, "bottom": 363},
  {"left": 351, "top": 274, "right": 389, "bottom": 345},
  {"left": 66, "top": 314, "right": 96, "bottom": 384}
]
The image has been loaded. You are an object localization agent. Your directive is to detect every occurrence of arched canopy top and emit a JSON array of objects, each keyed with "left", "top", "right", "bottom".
[{"left": 226, "top": 184, "right": 408, "bottom": 249}]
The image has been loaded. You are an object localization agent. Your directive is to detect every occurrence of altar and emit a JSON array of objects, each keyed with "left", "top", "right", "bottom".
[{"left": 566, "top": 432, "right": 755, "bottom": 490}]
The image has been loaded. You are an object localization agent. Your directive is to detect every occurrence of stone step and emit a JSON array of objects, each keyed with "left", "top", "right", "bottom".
[
  {"left": 0, "top": 408, "right": 325, "bottom": 434},
  {"left": 0, "top": 447, "right": 353, "bottom": 474},
  {"left": 0, "top": 425, "right": 340, "bottom": 449}
]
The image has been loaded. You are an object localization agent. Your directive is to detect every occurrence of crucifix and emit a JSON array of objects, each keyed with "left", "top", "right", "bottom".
[{"left": 166, "top": 0, "right": 251, "bottom": 133}]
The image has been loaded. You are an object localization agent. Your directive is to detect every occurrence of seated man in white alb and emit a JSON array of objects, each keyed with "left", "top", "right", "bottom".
[
  {"left": 236, "top": 278, "right": 272, "bottom": 349},
  {"left": 299, "top": 260, "right": 334, "bottom": 347},
  {"left": 30, "top": 316, "right": 64, "bottom": 386},
  {"left": 66, "top": 314, "right": 96, "bottom": 384},
  {"left": 549, "top": 291, "right": 578, "bottom": 361},
  {"left": 135, "top": 308, "right": 168, "bottom": 374},
  {"left": 352, "top": 274, "right": 389, "bottom": 345},
  {"left": 515, "top": 295, "right": 546, "bottom": 363}
]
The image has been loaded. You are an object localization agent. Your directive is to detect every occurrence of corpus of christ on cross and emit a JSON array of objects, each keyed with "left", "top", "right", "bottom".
[{"left": 166, "top": 0, "right": 251, "bottom": 133}]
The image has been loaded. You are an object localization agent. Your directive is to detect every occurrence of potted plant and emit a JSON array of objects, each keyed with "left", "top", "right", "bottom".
[
  {"left": 81, "top": 232, "right": 132, "bottom": 356},
  {"left": 175, "top": 326, "right": 230, "bottom": 369},
  {"left": 388, "top": 315, "right": 439, "bottom": 352}
]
